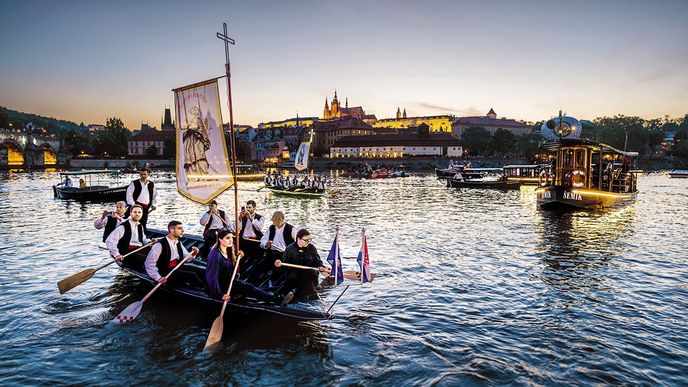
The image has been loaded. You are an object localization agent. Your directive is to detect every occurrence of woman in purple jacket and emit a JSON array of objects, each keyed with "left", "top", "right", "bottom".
[{"left": 205, "top": 229, "right": 293, "bottom": 306}]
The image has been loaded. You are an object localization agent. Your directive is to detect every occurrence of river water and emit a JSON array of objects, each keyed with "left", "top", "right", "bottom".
[{"left": 0, "top": 171, "right": 686, "bottom": 385}]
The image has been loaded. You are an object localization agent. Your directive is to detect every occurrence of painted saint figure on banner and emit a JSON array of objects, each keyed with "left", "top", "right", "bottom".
[
  {"left": 182, "top": 105, "right": 211, "bottom": 182},
  {"left": 173, "top": 80, "right": 232, "bottom": 204}
]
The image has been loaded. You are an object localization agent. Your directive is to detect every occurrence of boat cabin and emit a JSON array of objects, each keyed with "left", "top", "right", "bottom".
[{"left": 544, "top": 139, "right": 639, "bottom": 194}]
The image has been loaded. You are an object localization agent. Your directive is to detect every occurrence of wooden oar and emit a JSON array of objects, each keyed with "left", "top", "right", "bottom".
[
  {"left": 57, "top": 241, "right": 157, "bottom": 294},
  {"left": 256, "top": 185, "right": 266, "bottom": 192},
  {"left": 276, "top": 261, "right": 320, "bottom": 272},
  {"left": 112, "top": 254, "right": 192, "bottom": 324},
  {"left": 204, "top": 250, "right": 242, "bottom": 350}
]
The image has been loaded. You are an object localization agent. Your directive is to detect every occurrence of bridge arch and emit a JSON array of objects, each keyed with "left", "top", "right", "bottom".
[
  {"left": 1, "top": 139, "right": 25, "bottom": 166},
  {"left": 39, "top": 143, "right": 57, "bottom": 165}
]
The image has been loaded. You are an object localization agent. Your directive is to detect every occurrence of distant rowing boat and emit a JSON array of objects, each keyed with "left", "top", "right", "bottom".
[{"left": 265, "top": 186, "right": 327, "bottom": 198}]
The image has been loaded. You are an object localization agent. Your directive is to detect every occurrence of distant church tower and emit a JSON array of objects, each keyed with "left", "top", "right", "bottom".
[
  {"left": 323, "top": 98, "right": 331, "bottom": 119},
  {"left": 487, "top": 108, "right": 497, "bottom": 119},
  {"left": 403, "top": 108, "right": 407, "bottom": 119},
  {"left": 330, "top": 90, "right": 340, "bottom": 118},
  {"left": 396, "top": 107, "right": 401, "bottom": 119}
]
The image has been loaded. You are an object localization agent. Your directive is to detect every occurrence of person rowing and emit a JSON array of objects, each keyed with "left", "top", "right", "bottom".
[
  {"left": 274, "top": 229, "right": 329, "bottom": 300},
  {"left": 94, "top": 200, "right": 127, "bottom": 242},
  {"left": 144, "top": 220, "right": 199, "bottom": 285},
  {"left": 252, "top": 210, "right": 297, "bottom": 284},
  {"left": 206, "top": 229, "right": 293, "bottom": 306},
  {"left": 105, "top": 205, "right": 153, "bottom": 268}
]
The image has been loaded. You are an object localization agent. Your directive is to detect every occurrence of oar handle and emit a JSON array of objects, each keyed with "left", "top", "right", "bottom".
[
  {"left": 278, "top": 262, "right": 320, "bottom": 272},
  {"left": 218, "top": 249, "right": 242, "bottom": 316},
  {"left": 141, "top": 255, "right": 192, "bottom": 302},
  {"left": 120, "top": 240, "right": 158, "bottom": 259}
]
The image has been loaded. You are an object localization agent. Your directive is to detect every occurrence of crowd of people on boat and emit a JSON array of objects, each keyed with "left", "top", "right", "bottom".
[
  {"left": 95, "top": 169, "right": 330, "bottom": 307},
  {"left": 263, "top": 172, "right": 330, "bottom": 191}
]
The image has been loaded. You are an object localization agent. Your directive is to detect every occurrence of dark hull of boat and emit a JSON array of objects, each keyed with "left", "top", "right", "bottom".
[
  {"left": 447, "top": 179, "right": 520, "bottom": 190},
  {"left": 116, "top": 228, "right": 330, "bottom": 321},
  {"left": 53, "top": 185, "right": 127, "bottom": 201},
  {"left": 668, "top": 172, "right": 688, "bottom": 178},
  {"left": 536, "top": 186, "right": 637, "bottom": 210},
  {"left": 505, "top": 177, "right": 540, "bottom": 185},
  {"left": 266, "top": 186, "right": 326, "bottom": 197},
  {"left": 435, "top": 168, "right": 457, "bottom": 179}
]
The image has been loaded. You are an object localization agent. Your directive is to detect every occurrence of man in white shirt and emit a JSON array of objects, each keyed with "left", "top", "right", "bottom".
[
  {"left": 125, "top": 169, "right": 157, "bottom": 230},
  {"left": 94, "top": 201, "right": 127, "bottom": 242},
  {"left": 250, "top": 211, "right": 297, "bottom": 284},
  {"left": 235, "top": 200, "right": 265, "bottom": 261},
  {"left": 199, "top": 199, "right": 231, "bottom": 258},
  {"left": 145, "top": 220, "right": 199, "bottom": 284},
  {"left": 105, "top": 205, "right": 152, "bottom": 268}
]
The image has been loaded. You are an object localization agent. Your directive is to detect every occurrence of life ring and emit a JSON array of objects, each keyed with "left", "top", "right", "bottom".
[
  {"left": 571, "top": 169, "right": 585, "bottom": 188},
  {"left": 539, "top": 170, "right": 550, "bottom": 186}
]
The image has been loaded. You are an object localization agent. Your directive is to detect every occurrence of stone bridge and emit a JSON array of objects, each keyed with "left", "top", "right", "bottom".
[{"left": 0, "top": 128, "right": 67, "bottom": 168}]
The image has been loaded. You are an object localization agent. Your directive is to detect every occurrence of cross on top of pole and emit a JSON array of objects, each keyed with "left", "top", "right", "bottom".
[{"left": 217, "top": 22, "right": 235, "bottom": 65}]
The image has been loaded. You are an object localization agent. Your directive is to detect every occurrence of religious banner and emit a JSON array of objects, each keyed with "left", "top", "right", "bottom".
[
  {"left": 173, "top": 79, "right": 233, "bottom": 204},
  {"left": 294, "top": 141, "right": 311, "bottom": 171}
]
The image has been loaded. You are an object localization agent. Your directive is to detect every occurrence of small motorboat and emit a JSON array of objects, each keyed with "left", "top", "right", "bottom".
[{"left": 53, "top": 170, "right": 127, "bottom": 201}]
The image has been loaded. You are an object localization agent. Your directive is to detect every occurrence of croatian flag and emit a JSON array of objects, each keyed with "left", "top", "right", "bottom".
[
  {"left": 356, "top": 228, "right": 371, "bottom": 284},
  {"left": 326, "top": 229, "right": 344, "bottom": 286}
]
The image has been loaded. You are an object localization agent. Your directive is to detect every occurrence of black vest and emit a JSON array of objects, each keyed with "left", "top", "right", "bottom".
[
  {"left": 203, "top": 210, "right": 226, "bottom": 236},
  {"left": 156, "top": 238, "right": 185, "bottom": 277},
  {"left": 102, "top": 215, "right": 119, "bottom": 242},
  {"left": 132, "top": 179, "right": 154, "bottom": 205},
  {"left": 268, "top": 223, "right": 295, "bottom": 246},
  {"left": 116, "top": 221, "right": 144, "bottom": 255},
  {"left": 241, "top": 213, "right": 264, "bottom": 239}
]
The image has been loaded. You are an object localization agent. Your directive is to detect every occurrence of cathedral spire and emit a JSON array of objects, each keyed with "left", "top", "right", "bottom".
[
  {"left": 334, "top": 89, "right": 338, "bottom": 100},
  {"left": 345, "top": 97, "right": 348, "bottom": 108},
  {"left": 403, "top": 108, "right": 407, "bottom": 118},
  {"left": 396, "top": 107, "right": 401, "bottom": 119}
]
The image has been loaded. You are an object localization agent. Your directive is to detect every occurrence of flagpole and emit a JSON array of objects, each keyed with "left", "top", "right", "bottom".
[{"left": 218, "top": 22, "right": 241, "bottom": 257}]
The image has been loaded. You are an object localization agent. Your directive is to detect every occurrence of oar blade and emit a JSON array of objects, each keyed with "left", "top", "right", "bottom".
[
  {"left": 57, "top": 268, "right": 97, "bottom": 294},
  {"left": 113, "top": 301, "right": 143, "bottom": 324},
  {"left": 342, "top": 270, "right": 376, "bottom": 283},
  {"left": 204, "top": 316, "right": 224, "bottom": 350}
]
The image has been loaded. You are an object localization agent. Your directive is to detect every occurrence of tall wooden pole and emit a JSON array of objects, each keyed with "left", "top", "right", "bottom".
[{"left": 217, "top": 22, "right": 240, "bottom": 257}]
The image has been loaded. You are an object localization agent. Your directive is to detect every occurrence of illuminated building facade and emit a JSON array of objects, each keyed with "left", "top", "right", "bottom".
[
  {"left": 373, "top": 113, "right": 455, "bottom": 133},
  {"left": 331, "top": 131, "right": 463, "bottom": 158},
  {"left": 451, "top": 108, "right": 530, "bottom": 138}
]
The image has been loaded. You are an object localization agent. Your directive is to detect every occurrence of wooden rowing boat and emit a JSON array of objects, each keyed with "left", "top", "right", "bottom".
[
  {"left": 115, "top": 228, "right": 331, "bottom": 321},
  {"left": 265, "top": 186, "right": 327, "bottom": 198}
]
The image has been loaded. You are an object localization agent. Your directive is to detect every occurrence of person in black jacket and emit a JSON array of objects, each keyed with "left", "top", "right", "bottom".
[{"left": 275, "top": 229, "right": 329, "bottom": 299}]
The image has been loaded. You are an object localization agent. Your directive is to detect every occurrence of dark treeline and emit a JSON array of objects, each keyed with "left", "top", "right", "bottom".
[
  {"left": 461, "top": 114, "right": 688, "bottom": 165},
  {"left": 0, "top": 106, "right": 82, "bottom": 134}
]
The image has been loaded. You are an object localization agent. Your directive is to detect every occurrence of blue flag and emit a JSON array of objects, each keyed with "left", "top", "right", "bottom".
[{"left": 327, "top": 229, "right": 344, "bottom": 285}]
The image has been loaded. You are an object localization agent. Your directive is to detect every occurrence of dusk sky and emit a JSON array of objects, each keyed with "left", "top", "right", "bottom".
[{"left": 1, "top": 0, "right": 687, "bottom": 129}]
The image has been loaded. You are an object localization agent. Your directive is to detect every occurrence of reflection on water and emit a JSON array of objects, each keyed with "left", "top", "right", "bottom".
[{"left": 0, "top": 171, "right": 686, "bottom": 385}]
